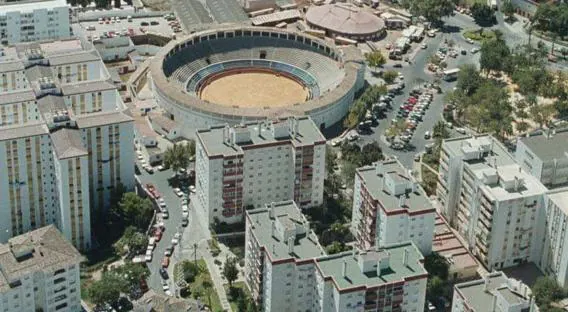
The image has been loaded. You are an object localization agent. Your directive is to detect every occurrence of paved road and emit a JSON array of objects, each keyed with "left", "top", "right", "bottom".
[
  {"left": 135, "top": 167, "right": 202, "bottom": 294},
  {"left": 356, "top": 16, "right": 481, "bottom": 168}
]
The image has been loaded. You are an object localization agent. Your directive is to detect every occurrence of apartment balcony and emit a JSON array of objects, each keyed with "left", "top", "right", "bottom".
[
  {"left": 478, "top": 218, "right": 492, "bottom": 232},
  {"left": 475, "top": 240, "right": 488, "bottom": 255},
  {"left": 223, "top": 170, "right": 243, "bottom": 177},
  {"left": 223, "top": 162, "right": 243, "bottom": 168},
  {"left": 222, "top": 209, "right": 236, "bottom": 217},
  {"left": 223, "top": 186, "right": 243, "bottom": 192}
]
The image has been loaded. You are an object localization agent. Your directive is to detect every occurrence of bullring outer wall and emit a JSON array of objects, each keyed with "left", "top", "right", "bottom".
[{"left": 149, "top": 26, "right": 365, "bottom": 138}]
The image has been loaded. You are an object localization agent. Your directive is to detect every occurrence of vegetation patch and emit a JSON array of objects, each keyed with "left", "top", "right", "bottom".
[{"left": 463, "top": 29, "right": 496, "bottom": 42}]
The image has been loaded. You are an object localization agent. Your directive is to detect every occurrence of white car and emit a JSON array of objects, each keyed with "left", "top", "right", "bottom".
[
  {"left": 161, "top": 210, "right": 169, "bottom": 219},
  {"left": 162, "top": 284, "right": 172, "bottom": 296},
  {"left": 171, "top": 233, "right": 181, "bottom": 245},
  {"left": 456, "top": 127, "right": 467, "bottom": 134},
  {"left": 466, "top": 38, "right": 474, "bottom": 44},
  {"left": 145, "top": 250, "right": 152, "bottom": 262},
  {"left": 182, "top": 205, "right": 189, "bottom": 213},
  {"left": 173, "top": 188, "right": 184, "bottom": 197},
  {"left": 145, "top": 166, "right": 154, "bottom": 174},
  {"left": 471, "top": 47, "right": 480, "bottom": 54},
  {"left": 157, "top": 165, "right": 165, "bottom": 171},
  {"left": 189, "top": 185, "right": 196, "bottom": 193},
  {"left": 137, "top": 154, "right": 144, "bottom": 160},
  {"left": 421, "top": 43, "right": 427, "bottom": 49},
  {"left": 182, "top": 211, "right": 189, "bottom": 219},
  {"left": 331, "top": 138, "right": 341, "bottom": 146}
]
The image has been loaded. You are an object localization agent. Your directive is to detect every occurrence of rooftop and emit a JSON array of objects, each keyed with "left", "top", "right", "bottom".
[
  {"left": 356, "top": 159, "right": 433, "bottom": 213},
  {"left": 50, "top": 128, "right": 88, "bottom": 159},
  {"left": 315, "top": 242, "right": 427, "bottom": 290},
  {"left": 455, "top": 272, "right": 533, "bottom": 311},
  {"left": 0, "top": 0, "right": 67, "bottom": 14},
  {"left": 518, "top": 128, "right": 568, "bottom": 162},
  {"left": 0, "top": 122, "right": 49, "bottom": 141},
  {"left": 75, "top": 110, "right": 133, "bottom": 128},
  {"left": 0, "top": 225, "right": 83, "bottom": 292},
  {"left": 306, "top": 3, "right": 385, "bottom": 36},
  {"left": 246, "top": 201, "right": 325, "bottom": 261},
  {"left": 61, "top": 80, "right": 116, "bottom": 95},
  {"left": 476, "top": 163, "right": 547, "bottom": 202},
  {"left": 546, "top": 187, "right": 568, "bottom": 215},
  {"left": 196, "top": 116, "right": 325, "bottom": 157}
]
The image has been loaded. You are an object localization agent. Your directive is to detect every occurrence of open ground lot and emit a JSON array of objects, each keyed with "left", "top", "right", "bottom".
[
  {"left": 78, "top": 16, "right": 175, "bottom": 37},
  {"left": 200, "top": 72, "right": 309, "bottom": 108}
]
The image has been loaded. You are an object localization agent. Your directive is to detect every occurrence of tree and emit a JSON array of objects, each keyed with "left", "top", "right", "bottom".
[
  {"left": 164, "top": 141, "right": 195, "bottom": 172},
  {"left": 326, "top": 145, "right": 337, "bottom": 176},
  {"left": 404, "top": 0, "right": 456, "bottom": 23},
  {"left": 88, "top": 274, "right": 125, "bottom": 306},
  {"left": 181, "top": 260, "right": 200, "bottom": 283},
  {"left": 480, "top": 37, "right": 510, "bottom": 73},
  {"left": 360, "top": 141, "right": 384, "bottom": 166},
  {"left": 237, "top": 295, "right": 248, "bottom": 312},
  {"left": 114, "top": 0, "right": 121, "bottom": 8},
  {"left": 424, "top": 252, "right": 449, "bottom": 280},
  {"left": 555, "top": 99, "right": 568, "bottom": 118},
  {"left": 501, "top": 0, "right": 515, "bottom": 21},
  {"left": 530, "top": 104, "right": 556, "bottom": 129},
  {"left": 432, "top": 121, "right": 450, "bottom": 141},
  {"left": 427, "top": 276, "right": 446, "bottom": 299},
  {"left": 471, "top": 3, "right": 496, "bottom": 25},
  {"left": 456, "top": 64, "right": 482, "bottom": 95},
  {"left": 115, "top": 193, "right": 154, "bottom": 231},
  {"left": 386, "top": 119, "right": 408, "bottom": 138},
  {"left": 109, "top": 262, "right": 150, "bottom": 288},
  {"left": 533, "top": 276, "right": 565, "bottom": 307},
  {"left": 516, "top": 121, "right": 529, "bottom": 133},
  {"left": 223, "top": 256, "right": 239, "bottom": 288},
  {"left": 365, "top": 51, "right": 386, "bottom": 72},
  {"left": 383, "top": 70, "right": 399, "bottom": 84},
  {"left": 326, "top": 241, "right": 347, "bottom": 254}
]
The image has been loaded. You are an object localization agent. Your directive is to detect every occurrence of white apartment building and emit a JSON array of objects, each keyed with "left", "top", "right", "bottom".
[
  {"left": 0, "top": 225, "right": 83, "bottom": 312},
  {"left": 245, "top": 201, "right": 428, "bottom": 312},
  {"left": 452, "top": 271, "right": 537, "bottom": 312},
  {"left": 0, "top": 39, "right": 134, "bottom": 250},
  {"left": 351, "top": 159, "right": 435, "bottom": 255},
  {"left": 195, "top": 116, "right": 326, "bottom": 224},
  {"left": 0, "top": 0, "right": 71, "bottom": 45},
  {"left": 436, "top": 135, "right": 547, "bottom": 271},
  {"left": 516, "top": 129, "right": 568, "bottom": 189},
  {"left": 540, "top": 187, "right": 568, "bottom": 287}
]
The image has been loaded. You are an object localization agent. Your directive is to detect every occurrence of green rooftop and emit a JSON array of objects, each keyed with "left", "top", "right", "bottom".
[
  {"left": 315, "top": 242, "right": 427, "bottom": 290},
  {"left": 196, "top": 116, "right": 325, "bottom": 157},
  {"left": 455, "top": 272, "right": 532, "bottom": 311},
  {"left": 356, "top": 159, "right": 433, "bottom": 212},
  {"left": 246, "top": 201, "right": 325, "bottom": 261}
]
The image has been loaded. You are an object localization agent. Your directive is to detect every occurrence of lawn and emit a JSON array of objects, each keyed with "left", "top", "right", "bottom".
[
  {"left": 174, "top": 260, "right": 223, "bottom": 312},
  {"left": 224, "top": 282, "right": 251, "bottom": 311},
  {"left": 463, "top": 29, "right": 497, "bottom": 42}
]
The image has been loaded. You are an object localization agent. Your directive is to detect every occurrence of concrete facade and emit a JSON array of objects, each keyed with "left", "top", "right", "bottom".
[
  {"left": 245, "top": 201, "right": 428, "bottom": 312},
  {"left": 195, "top": 117, "right": 326, "bottom": 225},
  {"left": 351, "top": 159, "right": 436, "bottom": 255}
]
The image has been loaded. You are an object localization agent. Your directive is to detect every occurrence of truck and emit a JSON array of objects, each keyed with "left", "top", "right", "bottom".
[{"left": 442, "top": 68, "right": 460, "bottom": 81}]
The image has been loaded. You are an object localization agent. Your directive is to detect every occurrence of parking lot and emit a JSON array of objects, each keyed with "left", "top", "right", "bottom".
[{"left": 78, "top": 15, "right": 179, "bottom": 38}]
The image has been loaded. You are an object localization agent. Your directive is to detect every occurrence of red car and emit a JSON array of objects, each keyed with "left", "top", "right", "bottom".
[
  {"left": 161, "top": 257, "right": 170, "bottom": 268},
  {"left": 154, "top": 229, "right": 162, "bottom": 241},
  {"left": 407, "top": 97, "right": 417, "bottom": 104}
]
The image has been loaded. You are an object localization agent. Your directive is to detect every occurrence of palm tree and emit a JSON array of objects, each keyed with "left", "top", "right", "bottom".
[{"left": 163, "top": 141, "right": 195, "bottom": 172}]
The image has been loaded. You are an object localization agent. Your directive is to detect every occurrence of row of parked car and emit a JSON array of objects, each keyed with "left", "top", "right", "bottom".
[{"left": 390, "top": 87, "right": 434, "bottom": 149}]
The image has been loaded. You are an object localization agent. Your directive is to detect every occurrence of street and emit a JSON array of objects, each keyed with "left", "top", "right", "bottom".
[
  {"left": 356, "top": 14, "right": 482, "bottom": 168},
  {"left": 135, "top": 167, "right": 209, "bottom": 295}
]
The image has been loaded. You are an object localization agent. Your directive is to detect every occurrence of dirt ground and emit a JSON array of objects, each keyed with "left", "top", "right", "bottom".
[
  {"left": 200, "top": 72, "right": 309, "bottom": 108},
  {"left": 141, "top": 0, "right": 170, "bottom": 11}
]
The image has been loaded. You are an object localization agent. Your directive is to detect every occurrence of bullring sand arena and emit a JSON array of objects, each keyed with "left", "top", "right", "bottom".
[{"left": 199, "top": 71, "right": 309, "bottom": 108}]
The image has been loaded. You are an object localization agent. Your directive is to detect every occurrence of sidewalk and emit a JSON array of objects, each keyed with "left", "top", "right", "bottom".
[{"left": 202, "top": 250, "right": 232, "bottom": 311}]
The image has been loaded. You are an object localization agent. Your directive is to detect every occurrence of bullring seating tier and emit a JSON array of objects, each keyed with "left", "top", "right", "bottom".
[
  {"left": 185, "top": 60, "right": 321, "bottom": 99},
  {"left": 163, "top": 36, "right": 344, "bottom": 96}
]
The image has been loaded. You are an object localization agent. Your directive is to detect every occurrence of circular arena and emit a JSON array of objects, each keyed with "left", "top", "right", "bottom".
[
  {"left": 306, "top": 3, "right": 386, "bottom": 41},
  {"left": 150, "top": 26, "right": 365, "bottom": 137}
]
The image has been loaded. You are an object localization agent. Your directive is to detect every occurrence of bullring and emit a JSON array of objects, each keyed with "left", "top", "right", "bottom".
[{"left": 149, "top": 26, "right": 365, "bottom": 138}]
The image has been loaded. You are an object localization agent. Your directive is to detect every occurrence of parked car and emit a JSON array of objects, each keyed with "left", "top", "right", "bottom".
[
  {"left": 154, "top": 229, "right": 162, "bottom": 241},
  {"left": 161, "top": 257, "right": 170, "bottom": 268},
  {"left": 173, "top": 188, "right": 184, "bottom": 197},
  {"left": 159, "top": 268, "right": 169, "bottom": 279},
  {"left": 150, "top": 21, "right": 159, "bottom": 25},
  {"left": 145, "top": 250, "right": 152, "bottom": 262},
  {"left": 162, "top": 283, "right": 172, "bottom": 296},
  {"left": 424, "top": 131, "right": 431, "bottom": 139},
  {"left": 189, "top": 185, "right": 196, "bottom": 193},
  {"left": 456, "top": 127, "right": 467, "bottom": 134},
  {"left": 140, "top": 21, "right": 149, "bottom": 26},
  {"left": 171, "top": 233, "right": 181, "bottom": 245}
]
